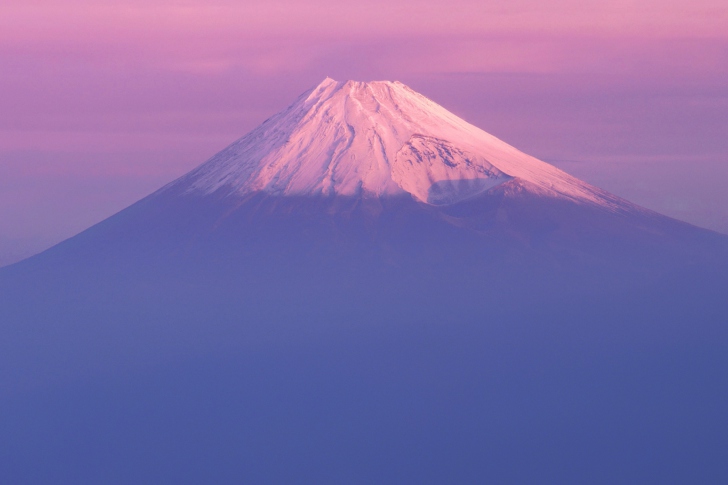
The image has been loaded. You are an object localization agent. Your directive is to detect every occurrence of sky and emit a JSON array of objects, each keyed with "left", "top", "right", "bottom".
[{"left": 1, "top": 0, "right": 727, "bottom": 265}]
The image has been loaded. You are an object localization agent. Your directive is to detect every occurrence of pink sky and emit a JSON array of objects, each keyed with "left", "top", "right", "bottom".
[{"left": 1, "top": 0, "right": 727, "bottom": 264}]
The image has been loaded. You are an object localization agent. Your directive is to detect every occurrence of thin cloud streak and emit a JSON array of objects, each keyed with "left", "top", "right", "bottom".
[{"left": 3, "top": 0, "right": 727, "bottom": 39}]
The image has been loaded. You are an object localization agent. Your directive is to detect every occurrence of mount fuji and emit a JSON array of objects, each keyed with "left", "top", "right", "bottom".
[{"left": 2, "top": 79, "right": 728, "bottom": 484}]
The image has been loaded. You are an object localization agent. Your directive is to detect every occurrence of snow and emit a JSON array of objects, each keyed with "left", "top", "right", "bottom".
[{"left": 165, "top": 78, "right": 624, "bottom": 208}]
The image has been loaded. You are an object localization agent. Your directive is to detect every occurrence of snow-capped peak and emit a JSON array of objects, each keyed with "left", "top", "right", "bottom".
[{"left": 165, "top": 78, "right": 617, "bottom": 207}]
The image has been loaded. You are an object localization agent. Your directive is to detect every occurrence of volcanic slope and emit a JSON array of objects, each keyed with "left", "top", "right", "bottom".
[
  {"left": 1, "top": 79, "right": 728, "bottom": 485},
  {"left": 11, "top": 78, "right": 724, "bottom": 289},
  {"left": 166, "top": 77, "right": 622, "bottom": 207}
]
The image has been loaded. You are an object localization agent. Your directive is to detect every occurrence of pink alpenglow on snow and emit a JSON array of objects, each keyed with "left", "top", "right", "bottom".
[{"left": 169, "top": 79, "right": 624, "bottom": 210}]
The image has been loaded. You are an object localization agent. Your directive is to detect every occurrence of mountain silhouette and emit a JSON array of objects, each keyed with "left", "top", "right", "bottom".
[{"left": 2, "top": 79, "right": 727, "bottom": 484}]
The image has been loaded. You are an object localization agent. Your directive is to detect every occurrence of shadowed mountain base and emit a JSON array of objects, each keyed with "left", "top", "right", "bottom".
[{"left": 1, "top": 188, "right": 727, "bottom": 484}]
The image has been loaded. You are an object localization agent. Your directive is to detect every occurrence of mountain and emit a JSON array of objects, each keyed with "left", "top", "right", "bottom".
[
  {"left": 170, "top": 77, "right": 609, "bottom": 204},
  {"left": 1, "top": 79, "right": 728, "bottom": 484}
]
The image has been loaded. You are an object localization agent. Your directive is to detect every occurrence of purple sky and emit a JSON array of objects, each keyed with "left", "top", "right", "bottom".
[{"left": 1, "top": 0, "right": 727, "bottom": 265}]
